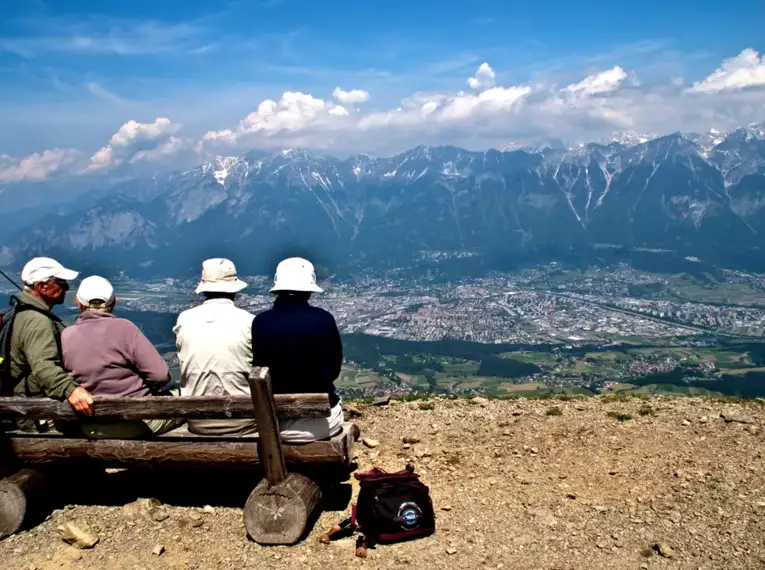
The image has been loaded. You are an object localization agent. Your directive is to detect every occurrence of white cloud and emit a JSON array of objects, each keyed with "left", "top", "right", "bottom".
[
  {"left": 6, "top": 48, "right": 765, "bottom": 180},
  {"left": 328, "top": 105, "right": 350, "bottom": 117},
  {"left": 689, "top": 49, "right": 765, "bottom": 93},
  {"left": 332, "top": 87, "right": 370, "bottom": 105},
  {"left": 131, "top": 136, "right": 188, "bottom": 163},
  {"left": 86, "top": 118, "right": 181, "bottom": 171},
  {"left": 0, "top": 148, "right": 80, "bottom": 182},
  {"left": 564, "top": 66, "right": 628, "bottom": 96},
  {"left": 467, "top": 63, "right": 496, "bottom": 90}
]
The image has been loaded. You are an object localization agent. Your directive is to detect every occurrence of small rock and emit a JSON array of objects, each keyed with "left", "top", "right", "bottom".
[
  {"left": 344, "top": 405, "right": 363, "bottom": 418},
  {"left": 402, "top": 435, "right": 421, "bottom": 444},
  {"left": 202, "top": 505, "right": 215, "bottom": 514},
  {"left": 699, "top": 416, "right": 708, "bottom": 424},
  {"left": 667, "top": 511, "right": 682, "bottom": 524},
  {"left": 511, "top": 410, "right": 523, "bottom": 416},
  {"left": 152, "top": 545, "right": 165, "bottom": 557},
  {"left": 755, "top": 500, "right": 765, "bottom": 508},
  {"left": 441, "top": 506, "right": 453, "bottom": 512},
  {"left": 682, "top": 419, "right": 691, "bottom": 426},
  {"left": 150, "top": 509, "right": 170, "bottom": 522},
  {"left": 403, "top": 443, "right": 411, "bottom": 450},
  {"left": 654, "top": 542, "right": 675, "bottom": 559},
  {"left": 189, "top": 513, "right": 204, "bottom": 528},
  {"left": 472, "top": 397, "right": 489, "bottom": 407},
  {"left": 593, "top": 506, "right": 608, "bottom": 513},
  {"left": 720, "top": 412, "right": 756, "bottom": 424},
  {"left": 57, "top": 521, "right": 99, "bottom": 549},
  {"left": 446, "top": 547, "right": 457, "bottom": 555},
  {"left": 123, "top": 498, "right": 163, "bottom": 521},
  {"left": 566, "top": 493, "right": 577, "bottom": 500},
  {"left": 529, "top": 447, "right": 539, "bottom": 455},
  {"left": 746, "top": 425, "right": 759, "bottom": 435},
  {"left": 363, "top": 438, "right": 380, "bottom": 448},
  {"left": 373, "top": 396, "right": 391, "bottom": 407}
]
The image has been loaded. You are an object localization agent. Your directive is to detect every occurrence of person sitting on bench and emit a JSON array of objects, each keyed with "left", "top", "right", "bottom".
[
  {"left": 252, "top": 257, "right": 344, "bottom": 443},
  {"left": 174, "top": 258, "right": 257, "bottom": 436},
  {"left": 61, "top": 276, "right": 180, "bottom": 439},
  {"left": 7, "top": 257, "right": 95, "bottom": 431}
]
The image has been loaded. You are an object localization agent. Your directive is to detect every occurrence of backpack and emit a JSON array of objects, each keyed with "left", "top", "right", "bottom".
[
  {"left": 352, "top": 465, "right": 435, "bottom": 546},
  {"left": 0, "top": 295, "right": 60, "bottom": 396}
]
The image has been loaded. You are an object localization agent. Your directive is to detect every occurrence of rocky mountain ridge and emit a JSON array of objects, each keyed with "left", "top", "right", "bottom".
[{"left": 2, "top": 122, "right": 764, "bottom": 276}]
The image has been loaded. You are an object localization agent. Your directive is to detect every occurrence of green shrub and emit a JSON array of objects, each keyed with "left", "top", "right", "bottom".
[
  {"left": 607, "top": 411, "right": 633, "bottom": 422},
  {"left": 638, "top": 405, "right": 655, "bottom": 416},
  {"left": 546, "top": 406, "right": 563, "bottom": 417}
]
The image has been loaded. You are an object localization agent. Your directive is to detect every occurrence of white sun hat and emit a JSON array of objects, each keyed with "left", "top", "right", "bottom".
[
  {"left": 195, "top": 258, "right": 248, "bottom": 294},
  {"left": 76, "top": 276, "right": 115, "bottom": 305},
  {"left": 21, "top": 257, "right": 79, "bottom": 286},
  {"left": 269, "top": 257, "right": 323, "bottom": 293}
]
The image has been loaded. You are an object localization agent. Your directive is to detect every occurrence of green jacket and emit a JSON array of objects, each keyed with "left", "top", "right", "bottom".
[{"left": 9, "top": 291, "right": 78, "bottom": 400}]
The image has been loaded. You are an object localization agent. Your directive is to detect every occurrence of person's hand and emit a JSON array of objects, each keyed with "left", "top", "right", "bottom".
[{"left": 68, "top": 386, "right": 95, "bottom": 416}]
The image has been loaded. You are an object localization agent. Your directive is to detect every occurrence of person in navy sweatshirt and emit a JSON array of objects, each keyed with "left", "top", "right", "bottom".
[{"left": 251, "top": 257, "right": 344, "bottom": 442}]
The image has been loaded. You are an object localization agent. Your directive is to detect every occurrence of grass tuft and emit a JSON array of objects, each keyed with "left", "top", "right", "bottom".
[{"left": 607, "top": 411, "right": 633, "bottom": 422}]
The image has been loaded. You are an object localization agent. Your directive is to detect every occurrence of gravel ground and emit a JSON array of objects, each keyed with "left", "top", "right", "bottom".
[{"left": 1, "top": 395, "right": 764, "bottom": 570}]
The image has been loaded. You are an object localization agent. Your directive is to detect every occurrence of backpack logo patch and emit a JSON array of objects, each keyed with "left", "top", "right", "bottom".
[{"left": 397, "top": 502, "right": 423, "bottom": 530}]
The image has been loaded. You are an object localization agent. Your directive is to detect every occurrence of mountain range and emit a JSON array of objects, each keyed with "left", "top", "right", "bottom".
[{"left": 1, "top": 122, "right": 764, "bottom": 278}]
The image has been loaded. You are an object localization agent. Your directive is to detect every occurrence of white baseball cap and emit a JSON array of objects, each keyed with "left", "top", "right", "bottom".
[
  {"left": 270, "top": 257, "right": 323, "bottom": 293},
  {"left": 21, "top": 257, "right": 79, "bottom": 286},
  {"left": 76, "top": 276, "right": 115, "bottom": 306},
  {"left": 195, "top": 258, "right": 248, "bottom": 294}
]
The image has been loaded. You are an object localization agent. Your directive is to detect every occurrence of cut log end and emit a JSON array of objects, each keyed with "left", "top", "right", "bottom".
[
  {"left": 0, "top": 469, "right": 48, "bottom": 539},
  {"left": 244, "top": 472, "right": 322, "bottom": 545}
]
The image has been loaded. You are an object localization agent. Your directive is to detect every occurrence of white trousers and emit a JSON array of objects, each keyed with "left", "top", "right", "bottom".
[{"left": 280, "top": 401, "right": 345, "bottom": 443}]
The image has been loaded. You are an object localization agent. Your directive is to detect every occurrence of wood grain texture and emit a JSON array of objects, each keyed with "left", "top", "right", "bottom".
[
  {"left": 0, "top": 394, "right": 330, "bottom": 421},
  {"left": 6, "top": 424, "right": 357, "bottom": 468},
  {"left": 246, "top": 367, "right": 287, "bottom": 485},
  {"left": 244, "top": 472, "right": 322, "bottom": 545},
  {"left": 0, "top": 468, "right": 48, "bottom": 538}
]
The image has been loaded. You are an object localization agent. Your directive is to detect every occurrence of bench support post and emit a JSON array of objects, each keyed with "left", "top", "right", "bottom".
[
  {"left": 0, "top": 468, "right": 49, "bottom": 539},
  {"left": 243, "top": 367, "right": 322, "bottom": 545}
]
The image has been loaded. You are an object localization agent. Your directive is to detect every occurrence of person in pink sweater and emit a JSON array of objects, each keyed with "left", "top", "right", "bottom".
[{"left": 61, "top": 276, "right": 181, "bottom": 438}]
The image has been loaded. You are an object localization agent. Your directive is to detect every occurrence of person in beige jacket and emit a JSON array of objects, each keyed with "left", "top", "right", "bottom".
[{"left": 173, "top": 258, "right": 255, "bottom": 435}]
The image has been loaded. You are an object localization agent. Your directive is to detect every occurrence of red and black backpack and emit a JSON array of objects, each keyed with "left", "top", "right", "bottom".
[{"left": 352, "top": 465, "right": 436, "bottom": 546}]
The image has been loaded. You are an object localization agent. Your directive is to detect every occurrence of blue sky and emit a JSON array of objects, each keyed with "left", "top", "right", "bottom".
[{"left": 1, "top": 0, "right": 764, "bottom": 181}]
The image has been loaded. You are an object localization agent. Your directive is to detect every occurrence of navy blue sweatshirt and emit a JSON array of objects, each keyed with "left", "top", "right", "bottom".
[{"left": 251, "top": 296, "right": 342, "bottom": 407}]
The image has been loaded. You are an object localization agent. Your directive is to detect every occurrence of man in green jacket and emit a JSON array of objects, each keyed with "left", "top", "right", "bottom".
[{"left": 9, "top": 257, "right": 94, "bottom": 417}]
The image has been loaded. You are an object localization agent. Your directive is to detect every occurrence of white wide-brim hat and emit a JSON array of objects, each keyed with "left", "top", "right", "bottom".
[
  {"left": 195, "top": 258, "right": 248, "bottom": 294},
  {"left": 269, "top": 257, "right": 323, "bottom": 293}
]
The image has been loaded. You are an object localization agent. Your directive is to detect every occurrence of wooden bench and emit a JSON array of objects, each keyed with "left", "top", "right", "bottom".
[{"left": 0, "top": 367, "right": 360, "bottom": 545}]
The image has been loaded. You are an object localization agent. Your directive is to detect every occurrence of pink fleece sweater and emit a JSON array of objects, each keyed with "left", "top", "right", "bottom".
[{"left": 61, "top": 311, "right": 170, "bottom": 396}]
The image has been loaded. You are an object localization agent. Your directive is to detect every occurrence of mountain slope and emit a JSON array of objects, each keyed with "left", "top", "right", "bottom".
[{"left": 4, "top": 123, "right": 765, "bottom": 276}]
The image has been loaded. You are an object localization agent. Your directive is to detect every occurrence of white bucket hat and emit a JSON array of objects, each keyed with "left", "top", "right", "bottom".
[
  {"left": 270, "top": 257, "right": 323, "bottom": 293},
  {"left": 21, "top": 257, "right": 78, "bottom": 286},
  {"left": 195, "top": 258, "right": 248, "bottom": 294},
  {"left": 76, "top": 276, "right": 115, "bottom": 306}
]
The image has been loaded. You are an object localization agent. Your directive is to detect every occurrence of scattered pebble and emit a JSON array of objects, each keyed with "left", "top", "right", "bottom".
[
  {"left": 363, "top": 438, "right": 380, "bottom": 448},
  {"left": 152, "top": 545, "right": 165, "bottom": 557}
]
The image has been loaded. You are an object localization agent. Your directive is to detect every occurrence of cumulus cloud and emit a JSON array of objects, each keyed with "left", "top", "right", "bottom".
[
  {"left": 6, "top": 47, "right": 765, "bottom": 181},
  {"left": 564, "top": 66, "right": 628, "bottom": 96},
  {"left": 332, "top": 87, "right": 370, "bottom": 105},
  {"left": 0, "top": 148, "right": 80, "bottom": 182},
  {"left": 689, "top": 49, "right": 765, "bottom": 93},
  {"left": 467, "top": 63, "right": 496, "bottom": 90},
  {"left": 202, "top": 91, "right": 353, "bottom": 147},
  {"left": 86, "top": 118, "right": 181, "bottom": 171}
]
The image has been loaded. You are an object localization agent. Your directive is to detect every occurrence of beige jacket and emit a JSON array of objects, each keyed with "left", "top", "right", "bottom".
[{"left": 173, "top": 298, "right": 255, "bottom": 435}]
